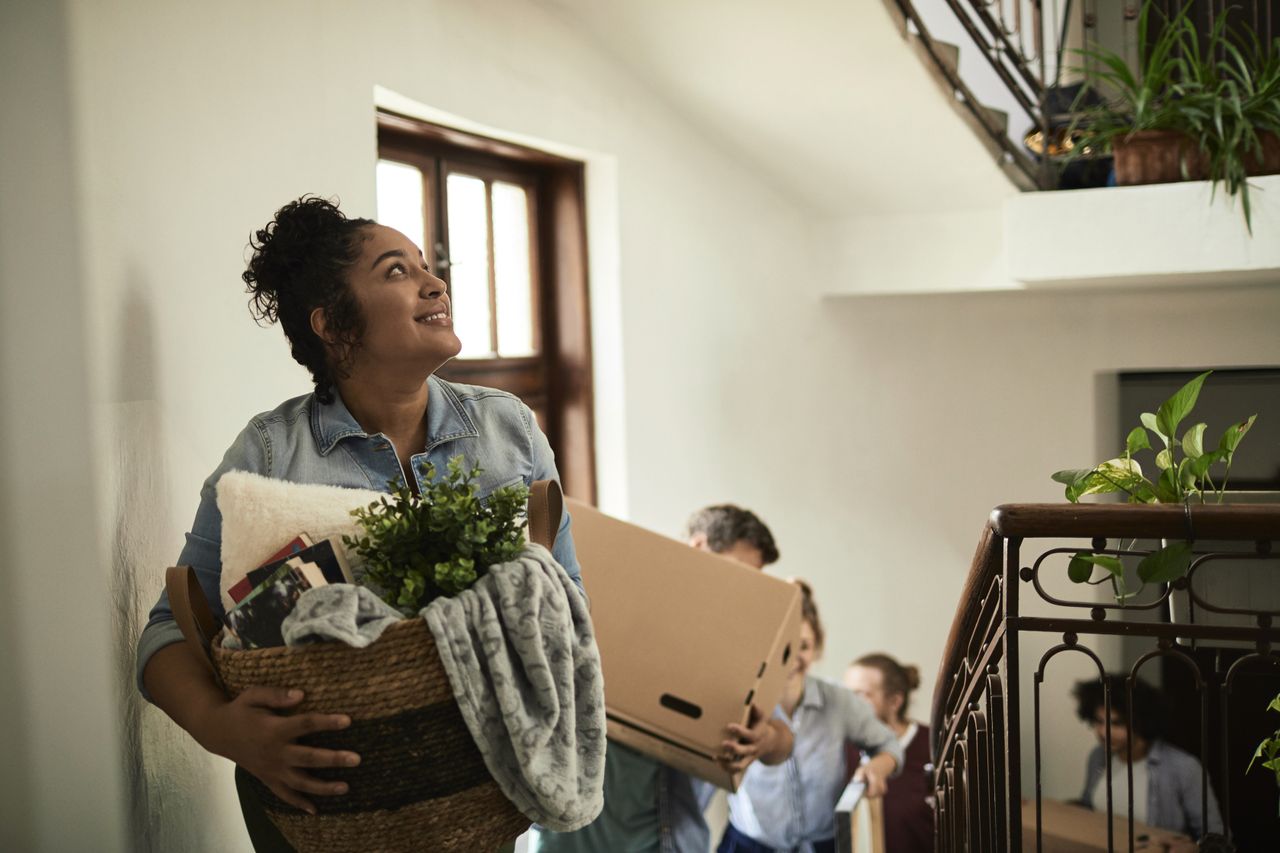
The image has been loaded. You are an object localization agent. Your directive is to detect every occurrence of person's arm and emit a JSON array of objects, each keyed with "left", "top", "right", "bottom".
[
  {"left": 841, "top": 684, "right": 903, "bottom": 798},
  {"left": 143, "top": 642, "right": 358, "bottom": 813},
  {"left": 136, "top": 424, "right": 360, "bottom": 813},
  {"left": 719, "top": 704, "right": 794, "bottom": 772}
]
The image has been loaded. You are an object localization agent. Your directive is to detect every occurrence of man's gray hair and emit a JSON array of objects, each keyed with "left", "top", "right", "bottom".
[{"left": 683, "top": 504, "right": 779, "bottom": 565}]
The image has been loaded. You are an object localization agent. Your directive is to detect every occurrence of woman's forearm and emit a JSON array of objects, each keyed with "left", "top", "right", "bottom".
[{"left": 142, "top": 642, "right": 232, "bottom": 753}]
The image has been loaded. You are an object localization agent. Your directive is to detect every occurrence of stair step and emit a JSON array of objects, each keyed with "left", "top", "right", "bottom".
[{"left": 877, "top": 0, "right": 908, "bottom": 37}]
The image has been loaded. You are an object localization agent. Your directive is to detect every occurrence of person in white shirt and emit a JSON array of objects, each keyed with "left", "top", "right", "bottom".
[
  {"left": 720, "top": 580, "right": 903, "bottom": 853},
  {"left": 1074, "top": 675, "right": 1222, "bottom": 851}
]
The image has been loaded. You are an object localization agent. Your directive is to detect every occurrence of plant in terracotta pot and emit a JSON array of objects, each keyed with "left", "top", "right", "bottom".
[
  {"left": 1069, "top": 0, "right": 1280, "bottom": 230},
  {"left": 1069, "top": 2, "right": 1212, "bottom": 185}
]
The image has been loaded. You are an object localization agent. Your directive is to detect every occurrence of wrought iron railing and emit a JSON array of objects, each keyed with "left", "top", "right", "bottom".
[
  {"left": 886, "top": 0, "right": 1280, "bottom": 191},
  {"left": 932, "top": 503, "right": 1280, "bottom": 851}
]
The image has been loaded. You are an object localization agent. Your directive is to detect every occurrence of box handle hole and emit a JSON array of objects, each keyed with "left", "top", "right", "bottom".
[{"left": 660, "top": 693, "right": 703, "bottom": 719}]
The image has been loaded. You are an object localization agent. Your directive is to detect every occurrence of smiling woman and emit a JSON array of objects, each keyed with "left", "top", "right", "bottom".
[{"left": 134, "top": 196, "right": 584, "bottom": 851}]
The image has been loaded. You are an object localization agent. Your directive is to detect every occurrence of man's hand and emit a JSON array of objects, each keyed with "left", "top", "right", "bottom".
[
  {"left": 853, "top": 752, "right": 896, "bottom": 798},
  {"left": 197, "top": 686, "right": 361, "bottom": 814},
  {"left": 718, "top": 704, "right": 794, "bottom": 773}
]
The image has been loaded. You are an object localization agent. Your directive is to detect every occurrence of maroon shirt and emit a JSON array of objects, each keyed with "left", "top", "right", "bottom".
[{"left": 844, "top": 723, "right": 934, "bottom": 853}]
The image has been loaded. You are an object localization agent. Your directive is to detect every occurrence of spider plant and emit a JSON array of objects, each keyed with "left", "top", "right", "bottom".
[{"left": 1068, "top": 0, "right": 1279, "bottom": 231}]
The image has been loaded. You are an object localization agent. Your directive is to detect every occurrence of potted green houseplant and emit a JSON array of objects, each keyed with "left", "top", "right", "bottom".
[
  {"left": 1050, "top": 371, "right": 1257, "bottom": 601},
  {"left": 344, "top": 455, "right": 531, "bottom": 611},
  {"left": 1069, "top": 0, "right": 1280, "bottom": 230}
]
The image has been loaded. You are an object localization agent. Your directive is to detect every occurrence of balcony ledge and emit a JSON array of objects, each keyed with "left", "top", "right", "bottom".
[{"left": 1007, "top": 174, "right": 1280, "bottom": 290}]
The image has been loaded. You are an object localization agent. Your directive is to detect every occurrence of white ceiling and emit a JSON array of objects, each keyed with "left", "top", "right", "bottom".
[{"left": 537, "top": 0, "right": 1017, "bottom": 216}]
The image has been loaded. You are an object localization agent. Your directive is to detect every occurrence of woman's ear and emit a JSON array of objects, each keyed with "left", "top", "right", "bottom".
[
  {"left": 310, "top": 307, "right": 333, "bottom": 344},
  {"left": 889, "top": 692, "right": 905, "bottom": 719},
  {"left": 687, "top": 531, "right": 710, "bottom": 551}
]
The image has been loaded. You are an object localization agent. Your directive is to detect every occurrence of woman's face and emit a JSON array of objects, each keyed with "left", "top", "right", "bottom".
[
  {"left": 790, "top": 621, "right": 821, "bottom": 682},
  {"left": 341, "top": 224, "right": 461, "bottom": 374},
  {"left": 845, "top": 665, "right": 895, "bottom": 725}
]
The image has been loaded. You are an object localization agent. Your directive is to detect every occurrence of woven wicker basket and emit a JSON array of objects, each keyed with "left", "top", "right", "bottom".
[{"left": 167, "top": 481, "right": 565, "bottom": 852}]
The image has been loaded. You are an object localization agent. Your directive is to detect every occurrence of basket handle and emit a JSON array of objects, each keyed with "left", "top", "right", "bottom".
[
  {"left": 528, "top": 479, "right": 563, "bottom": 551},
  {"left": 165, "top": 565, "right": 219, "bottom": 677}
]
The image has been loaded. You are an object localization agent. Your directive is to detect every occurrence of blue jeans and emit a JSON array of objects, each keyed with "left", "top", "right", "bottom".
[{"left": 717, "top": 823, "right": 836, "bottom": 853}]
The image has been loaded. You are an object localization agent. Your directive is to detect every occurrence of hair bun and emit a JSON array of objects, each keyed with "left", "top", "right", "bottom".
[{"left": 905, "top": 665, "right": 921, "bottom": 690}]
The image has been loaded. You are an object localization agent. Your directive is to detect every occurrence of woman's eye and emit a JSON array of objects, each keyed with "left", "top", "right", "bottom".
[{"left": 387, "top": 262, "right": 406, "bottom": 277}]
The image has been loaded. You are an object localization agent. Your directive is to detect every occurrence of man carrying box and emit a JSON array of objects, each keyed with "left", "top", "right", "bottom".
[{"left": 532, "top": 505, "right": 789, "bottom": 853}]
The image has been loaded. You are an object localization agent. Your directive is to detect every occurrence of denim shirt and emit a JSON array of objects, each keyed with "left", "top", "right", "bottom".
[{"left": 135, "top": 375, "right": 582, "bottom": 694}]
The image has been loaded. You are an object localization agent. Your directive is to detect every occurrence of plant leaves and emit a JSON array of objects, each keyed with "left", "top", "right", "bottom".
[
  {"left": 1064, "top": 458, "right": 1152, "bottom": 502},
  {"left": 1156, "top": 371, "right": 1211, "bottom": 442},
  {"left": 1052, "top": 468, "right": 1094, "bottom": 487},
  {"left": 1141, "top": 412, "right": 1167, "bottom": 446},
  {"left": 1219, "top": 414, "right": 1258, "bottom": 460},
  {"left": 1137, "top": 541, "right": 1194, "bottom": 584},
  {"left": 1155, "top": 467, "right": 1181, "bottom": 503},
  {"left": 1182, "top": 423, "right": 1207, "bottom": 459},
  {"left": 1156, "top": 448, "right": 1173, "bottom": 470},
  {"left": 1188, "top": 450, "right": 1223, "bottom": 480},
  {"left": 1068, "top": 552, "right": 1124, "bottom": 584},
  {"left": 1126, "top": 427, "right": 1153, "bottom": 455}
]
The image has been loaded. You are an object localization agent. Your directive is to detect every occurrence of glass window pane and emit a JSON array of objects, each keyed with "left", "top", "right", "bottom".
[
  {"left": 375, "top": 160, "right": 426, "bottom": 250},
  {"left": 491, "top": 182, "right": 536, "bottom": 357},
  {"left": 446, "top": 173, "right": 493, "bottom": 358}
]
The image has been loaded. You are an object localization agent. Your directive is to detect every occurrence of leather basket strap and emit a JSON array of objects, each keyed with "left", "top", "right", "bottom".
[
  {"left": 165, "top": 565, "right": 220, "bottom": 678},
  {"left": 528, "top": 480, "right": 563, "bottom": 552}
]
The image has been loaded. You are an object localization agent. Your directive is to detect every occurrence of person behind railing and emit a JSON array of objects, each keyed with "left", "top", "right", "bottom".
[
  {"left": 843, "top": 654, "right": 933, "bottom": 853},
  {"left": 718, "top": 580, "right": 903, "bottom": 853},
  {"left": 1073, "top": 675, "right": 1223, "bottom": 846},
  {"left": 533, "top": 504, "right": 794, "bottom": 853}
]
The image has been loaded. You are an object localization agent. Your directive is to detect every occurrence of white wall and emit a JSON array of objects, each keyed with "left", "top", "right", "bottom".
[{"left": 0, "top": 2, "right": 127, "bottom": 851}]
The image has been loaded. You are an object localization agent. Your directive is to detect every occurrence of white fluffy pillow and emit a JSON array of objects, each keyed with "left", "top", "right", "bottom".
[{"left": 216, "top": 471, "right": 382, "bottom": 611}]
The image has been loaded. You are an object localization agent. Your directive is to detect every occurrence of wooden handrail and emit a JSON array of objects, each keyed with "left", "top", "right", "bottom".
[{"left": 990, "top": 502, "right": 1280, "bottom": 540}]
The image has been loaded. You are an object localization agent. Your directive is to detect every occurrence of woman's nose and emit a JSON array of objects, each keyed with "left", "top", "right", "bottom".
[{"left": 420, "top": 272, "right": 447, "bottom": 299}]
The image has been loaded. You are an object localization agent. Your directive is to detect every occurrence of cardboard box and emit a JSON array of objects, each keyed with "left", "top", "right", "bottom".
[
  {"left": 567, "top": 498, "right": 804, "bottom": 791},
  {"left": 1020, "top": 799, "right": 1185, "bottom": 852}
]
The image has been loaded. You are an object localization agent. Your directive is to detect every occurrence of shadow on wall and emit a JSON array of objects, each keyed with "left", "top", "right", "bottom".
[{"left": 110, "top": 279, "right": 243, "bottom": 851}]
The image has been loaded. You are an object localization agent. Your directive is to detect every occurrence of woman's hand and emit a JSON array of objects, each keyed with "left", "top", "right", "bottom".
[
  {"left": 197, "top": 686, "right": 361, "bottom": 814},
  {"left": 719, "top": 705, "right": 794, "bottom": 772},
  {"left": 853, "top": 752, "right": 896, "bottom": 798}
]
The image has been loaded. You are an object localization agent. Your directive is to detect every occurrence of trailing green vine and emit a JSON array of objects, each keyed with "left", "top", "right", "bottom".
[{"left": 1051, "top": 371, "right": 1257, "bottom": 602}]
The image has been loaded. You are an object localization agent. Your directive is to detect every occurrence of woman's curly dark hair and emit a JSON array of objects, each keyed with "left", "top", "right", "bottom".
[{"left": 242, "top": 196, "right": 375, "bottom": 403}]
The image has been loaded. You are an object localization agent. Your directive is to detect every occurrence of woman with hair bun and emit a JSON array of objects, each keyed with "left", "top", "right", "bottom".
[
  {"left": 133, "top": 196, "right": 584, "bottom": 849},
  {"left": 844, "top": 653, "right": 933, "bottom": 853},
  {"left": 720, "top": 581, "right": 903, "bottom": 853}
]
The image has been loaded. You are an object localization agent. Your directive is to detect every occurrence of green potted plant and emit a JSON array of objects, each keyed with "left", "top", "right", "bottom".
[
  {"left": 344, "top": 455, "right": 531, "bottom": 612},
  {"left": 1050, "top": 371, "right": 1257, "bottom": 601},
  {"left": 1069, "top": 0, "right": 1280, "bottom": 230}
]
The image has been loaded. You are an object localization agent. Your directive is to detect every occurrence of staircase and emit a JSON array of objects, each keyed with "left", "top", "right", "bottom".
[{"left": 880, "top": 0, "right": 1040, "bottom": 190}]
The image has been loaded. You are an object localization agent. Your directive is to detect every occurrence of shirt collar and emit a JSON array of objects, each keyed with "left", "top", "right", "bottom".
[
  {"left": 799, "top": 676, "right": 826, "bottom": 711},
  {"left": 311, "top": 374, "right": 479, "bottom": 455}
]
